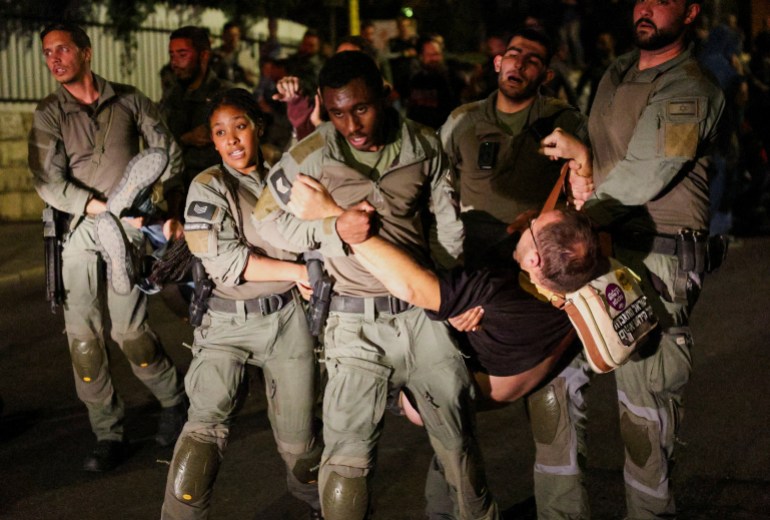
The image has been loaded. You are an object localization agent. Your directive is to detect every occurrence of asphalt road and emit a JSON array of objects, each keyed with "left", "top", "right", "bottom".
[{"left": 0, "top": 235, "right": 769, "bottom": 519}]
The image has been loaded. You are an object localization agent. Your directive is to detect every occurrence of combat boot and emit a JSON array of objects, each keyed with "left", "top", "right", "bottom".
[
  {"left": 95, "top": 212, "right": 138, "bottom": 295},
  {"left": 83, "top": 440, "right": 126, "bottom": 472},
  {"left": 155, "top": 398, "right": 188, "bottom": 447},
  {"left": 107, "top": 147, "right": 169, "bottom": 217}
]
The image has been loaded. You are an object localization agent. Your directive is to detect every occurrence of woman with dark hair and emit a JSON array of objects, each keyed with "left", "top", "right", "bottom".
[{"left": 160, "top": 88, "right": 323, "bottom": 520}]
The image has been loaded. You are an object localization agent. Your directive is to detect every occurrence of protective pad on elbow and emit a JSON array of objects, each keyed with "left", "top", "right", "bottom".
[
  {"left": 171, "top": 436, "right": 221, "bottom": 506},
  {"left": 70, "top": 338, "right": 103, "bottom": 383},
  {"left": 122, "top": 332, "right": 159, "bottom": 368},
  {"left": 322, "top": 471, "right": 369, "bottom": 520}
]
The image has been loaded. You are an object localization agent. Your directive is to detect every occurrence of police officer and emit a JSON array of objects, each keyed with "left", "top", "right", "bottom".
[
  {"left": 258, "top": 51, "right": 498, "bottom": 520},
  {"left": 539, "top": 1, "right": 725, "bottom": 517},
  {"left": 439, "top": 28, "right": 588, "bottom": 271},
  {"left": 161, "top": 89, "right": 322, "bottom": 519},
  {"left": 27, "top": 22, "right": 187, "bottom": 472}
]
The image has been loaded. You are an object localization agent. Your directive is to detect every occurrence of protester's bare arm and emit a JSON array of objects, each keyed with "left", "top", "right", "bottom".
[{"left": 351, "top": 236, "right": 441, "bottom": 312}]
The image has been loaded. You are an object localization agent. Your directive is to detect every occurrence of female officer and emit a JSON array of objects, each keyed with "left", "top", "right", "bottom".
[{"left": 161, "top": 89, "right": 322, "bottom": 520}]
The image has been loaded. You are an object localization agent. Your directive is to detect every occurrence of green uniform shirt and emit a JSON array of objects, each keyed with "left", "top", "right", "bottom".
[
  {"left": 28, "top": 73, "right": 183, "bottom": 217},
  {"left": 259, "top": 110, "right": 464, "bottom": 297},
  {"left": 583, "top": 46, "right": 726, "bottom": 235},
  {"left": 185, "top": 163, "right": 299, "bottom": 300}
]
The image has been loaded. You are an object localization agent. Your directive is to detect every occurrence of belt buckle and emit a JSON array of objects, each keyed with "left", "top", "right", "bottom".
[{"left": 259, "top": 294, "right": 283, "bottom": 315}]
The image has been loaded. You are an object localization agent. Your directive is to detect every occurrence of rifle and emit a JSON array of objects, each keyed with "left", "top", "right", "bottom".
[
  {"left": 304, "top": 251, "right": 333, "bottom": 337},
  {"left": 42, "top": 205, "right": 67, "bottom": 313}
]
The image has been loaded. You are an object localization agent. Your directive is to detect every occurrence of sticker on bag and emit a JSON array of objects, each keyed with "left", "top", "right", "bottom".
[{"left": 563, "top": 258, "right": 658, "bottom": 373}]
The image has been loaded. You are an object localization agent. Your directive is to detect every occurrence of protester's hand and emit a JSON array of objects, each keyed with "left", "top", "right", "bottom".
[
  {"left": 163, "top": 218, "right": 184, "bottom": 240},
  {"left": 182, "top": 125, "right": 212, "bottom": 148},
  {"left": 288, "top": 174, "right": 344, "bottom": 220},
  {"left": 448, "top": 306, "right": 484, "bottom": 332},
  {"left": 272, "top": 76, "right": 302, "bottom": 102},
  {"left": 336, "top": 201, "right": 376, "bottom": 245}
]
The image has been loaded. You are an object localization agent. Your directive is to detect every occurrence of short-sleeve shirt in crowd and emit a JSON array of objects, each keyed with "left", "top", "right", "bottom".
[{"left": 426, "top": 266, "right": 573, "bottom": 376}]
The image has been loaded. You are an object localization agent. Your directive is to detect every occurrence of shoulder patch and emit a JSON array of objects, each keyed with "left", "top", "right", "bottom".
[
  {"left": 184, "top": 222, "right": 216, "bottom": 255},
  {"left": 269, "top": 169, "right": 293, "bottom": 206},
  {"left": 186, "top": 201, "right": 219, "bottom": 221},
  {"left": 253, "top": 189, "right": 280, "bottom": 221},
  {"left": 289, "top": 132, "right": 325, "bottom": 164},
  {"left": 667, "top": 99, "right": 698, "bottom": 117}
]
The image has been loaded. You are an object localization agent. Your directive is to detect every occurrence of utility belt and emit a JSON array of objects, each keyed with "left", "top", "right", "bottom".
[
  {"left": 207, "top": 289, "right": 294, "bottom": 317},
  {"left": 329, "top": 295, "right": 413, "bottom": 315},
  {"left": 614, "top": 229, "right": 728, "bottom": 273}
]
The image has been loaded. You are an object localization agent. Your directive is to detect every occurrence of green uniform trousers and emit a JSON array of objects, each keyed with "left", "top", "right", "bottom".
[
  {"left": 161, "top": 293, "right": 321, "bottom": 519},
  {"left": 62, "top": 216, "right": 183, "bottom": 441},
  {"left": 320, "top": 304, "right": 498, "bottom": 520},
  {"left": 528, "top": 248, "right": 699, "bottom": 519}
]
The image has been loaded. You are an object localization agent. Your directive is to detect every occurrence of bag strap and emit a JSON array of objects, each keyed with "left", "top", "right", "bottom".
[{"left": 541, "top": 161, "right": 570, "bottom": 213}]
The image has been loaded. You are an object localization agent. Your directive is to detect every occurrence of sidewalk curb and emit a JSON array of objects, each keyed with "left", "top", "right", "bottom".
[{"left": 0, "top": 266, "right": 45, "bottom": 296}]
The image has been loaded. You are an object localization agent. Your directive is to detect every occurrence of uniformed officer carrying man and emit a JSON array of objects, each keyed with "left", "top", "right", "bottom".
[
  {"left": 539, "top": 1, "right": 725, "bottom": 517},
  {"left": 257, "top": 51, "right": 499, "bottom": 520},
  {"left": 28, "top": 22, "right": 187, "bottom": 472}
]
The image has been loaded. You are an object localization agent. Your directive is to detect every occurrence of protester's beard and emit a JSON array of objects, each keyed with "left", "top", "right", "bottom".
[{"left": 634, "top": 18, "right": 684, "bottom": 50}]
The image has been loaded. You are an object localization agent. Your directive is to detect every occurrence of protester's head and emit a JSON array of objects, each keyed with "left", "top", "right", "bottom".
[
  {"left": 221, "top": 21, "right": 242, "bottom": 51},
  {"left": 207, "top": 88, "right": 265, "bottom": 175},
  {"left": 318, "top": 51, "right": 387, "bottom": 152},
  {"left": 169, "top": 26, "right": 211, "bottom": 84},
  {"left": 336, "top": 35, "right": 378, "bottom": 62},
  {"left": 515, "top": 209, "right": 602, "bottom": 294},
  {"left": 361, "top": 21, "right": 376, "bottom": 44},
  {"left": 633, "top": 0, "right": 701, "bottom": 51},
  {"left": 494, "top": 28, "right": 555, "bottom": 105},
  {"left": 40, "top": 23, "right": 92, "bottom": 85},
  {"left": 418, "top": 36, "right": 444, "bottom": 69},
  {"left": 396, "top": 16, "right": 415, "bottom": 40},
  {"left": 298, "top": 29, "right": 322, "bottom": 57}
]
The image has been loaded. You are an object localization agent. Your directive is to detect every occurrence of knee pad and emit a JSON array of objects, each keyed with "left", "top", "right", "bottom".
[
  {"left": 69, "top": 339, "right": 103, "bottom": 383},
  {"left": 528, "top": 378, "right": 573, "bottom": 468},
  {"left": 292, "top": 443, "right": 322, "bottom": 484},
  {"left": 619, "top": 405, "right": 665, "bottom": 490},
  {"left": 170, "top": 436, "right": 221, "bottom": 507},
  {"left": 322, "top": 471, "right": 368, "bottom": 520},
  {"left": 122, "top": 332, "right": 159, "bottom": 368}
]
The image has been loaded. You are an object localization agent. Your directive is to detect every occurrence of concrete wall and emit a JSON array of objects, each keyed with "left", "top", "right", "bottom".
[{"left": 0, "top": 108, "right": 43, "bottom": 222}]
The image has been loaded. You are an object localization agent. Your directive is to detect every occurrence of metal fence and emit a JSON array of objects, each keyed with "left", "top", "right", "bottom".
[
  {"left": 1, "top": 25, "right": 181, "bottom": 103},
  {"left": 0, "top": 10, "right": 303, "bottom": 105}
]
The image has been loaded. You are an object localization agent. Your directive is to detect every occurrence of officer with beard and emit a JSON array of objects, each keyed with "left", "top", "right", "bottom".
[{"left": 162, "top": 26, "right": 233, "bottom": 191}]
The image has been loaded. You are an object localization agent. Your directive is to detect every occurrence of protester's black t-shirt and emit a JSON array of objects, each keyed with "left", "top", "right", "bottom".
[{"left": 425, "top": 267, "right": 573, "bottom": 376}]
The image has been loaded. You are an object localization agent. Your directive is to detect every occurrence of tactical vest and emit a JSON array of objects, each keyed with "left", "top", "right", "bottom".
[{"left": 589, "top": 58, "right": 711, "bottom": 235}]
